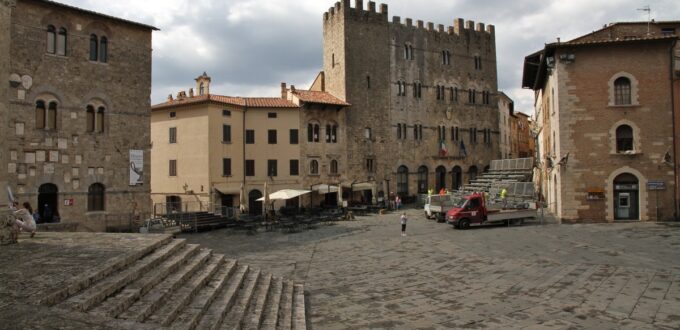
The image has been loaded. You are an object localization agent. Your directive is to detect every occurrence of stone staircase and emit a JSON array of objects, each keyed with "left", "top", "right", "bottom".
[{"left": 42, "top": 236, "right": 307, "bottom": 329}]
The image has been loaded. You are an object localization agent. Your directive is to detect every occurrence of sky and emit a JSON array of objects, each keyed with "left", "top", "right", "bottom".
[{"left": 58, "top": 0, "right": 680, "bottom": 115}]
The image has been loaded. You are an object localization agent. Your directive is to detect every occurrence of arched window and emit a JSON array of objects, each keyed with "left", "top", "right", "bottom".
[
  {"left": 46, "top": 25, "right": 56, "bottom": 54},
  {"left": 313, "top": 124, "right": 320, "bottom": 142},
  {"left": 47, "top": 101, "right": 57, "bottom": 130},
  {"left": 397, "top": 165, "right": 409, "bottom": 196},
  {"left": 332, "top": 124, "right": 337, "bottom": 143},
  {"left": 86, "top": 105, "right": 95, "bottom": 132},
  {"left": 89, "top": 34, "right": 98, "bottom": 61},
  {"left": 452, "top": 166, "right": 462, "bottom": 190},
  {"left": 435, "top": 166, "right": 446, "bottom": 191},
  {"left": 468, "top": 166, "right": 478, "bottom": 183},
  {"left": 36, "top": 101, "right": 46, "bottom": 129},
  {"left": 417, "top": 166, "right": 428, "bottom": 194},
  {"left": 199, "top": 82, "right": 205, "bottom": 95},
  {"left": 99, "top": 36, "right": 108, "bottom": 63},
  {"left": 616, "top": 125, "right": 633, "bottom": 152},
  {"left": 330, "top": 160, "right": 338, "bottom": 174},
  {"left": 96, "top": 106, "right": 105, "bottom": 133},
  {"left": 325, "top": 124, "right": 332, "bottom": 142},
  {"left": 307, "top": 123, "right": 313, "bottom": 142},
  {"left": 614, "top": 77, "right": 631, "bottom": 105},
  {"left": 310, "top": 160, "right": 319, "bottom": 175},
  {"left": 87, "top": 183, "right": 105, "bottom": 211},
  {"left": 56, "top": 27, "right": 67, "bottom": 56}
]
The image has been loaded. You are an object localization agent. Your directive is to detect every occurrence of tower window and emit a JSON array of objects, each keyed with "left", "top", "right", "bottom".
[
  {"left": 46, "top": 25, "right": 56, "bottom": 54},
  {"left": 89, "top": 34, "right": 98, "bottom": 61}
]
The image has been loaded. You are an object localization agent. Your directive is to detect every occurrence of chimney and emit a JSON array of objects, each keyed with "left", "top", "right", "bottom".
[
  {"left": 167, "top": 94, "right": 173, "bottom": 101},
  {"left": 557, "top": 37, "right": 561, "bottom": 43},
  {"left": 189, "top": 88, "right": 194, "bottom": 98},
  {"left": 281, "top": 82, "right": 287, "bottom": 99},
  {"left": 291, "top": 85, "right": 296, "bottom": 92}
]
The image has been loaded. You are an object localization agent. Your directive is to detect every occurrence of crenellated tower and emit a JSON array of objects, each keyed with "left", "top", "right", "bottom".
[{"left": 322, "top": 0, "right": 500, "bottom": 199}]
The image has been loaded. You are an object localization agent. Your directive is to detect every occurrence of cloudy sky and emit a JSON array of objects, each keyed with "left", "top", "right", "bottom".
[{"left": 60, "top": 0, "right": 680, "bottom": 114}]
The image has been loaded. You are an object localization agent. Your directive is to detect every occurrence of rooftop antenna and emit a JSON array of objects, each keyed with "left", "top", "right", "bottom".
[{"left": 637, "top": 5, "right": 651, "bottom": 36}]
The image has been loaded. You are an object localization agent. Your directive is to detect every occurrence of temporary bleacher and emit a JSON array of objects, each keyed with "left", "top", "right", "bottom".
[{"left": 461, "top": 157, "right": 536, "bottom": 202}]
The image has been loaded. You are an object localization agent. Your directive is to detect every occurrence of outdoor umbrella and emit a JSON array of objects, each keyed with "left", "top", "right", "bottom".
[
  {"left": 257, "top": 189, "right": 311, "bottom": 201},
  {"left": 337, "top": 185, "right": 343, "bottom": 206},
  {"left": 263, "top": 181, "right": 270, "bottom": 216},
  {"left": 239, "top": 183, "right": 246, "bottom": 213}
]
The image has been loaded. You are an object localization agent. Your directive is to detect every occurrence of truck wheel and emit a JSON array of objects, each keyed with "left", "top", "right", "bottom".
[{"left": 459, "top": 219, "right": 470, "bottom": 230}]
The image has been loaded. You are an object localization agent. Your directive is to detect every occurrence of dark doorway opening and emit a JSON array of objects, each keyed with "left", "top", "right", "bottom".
[
  {"left": 435, "top": 166, "right": 446, "bottom": 191},
  {"left": 248, "top": 190, "right": 263, "bottom": 216},
  {"left": 452, "top": 166, "right": 462, "bottom": 191},
  {"left": 614, "top": 173, "right": 639, "bottom": 220},
  {"left": 38, "top": 183, "right": 59, "bottom": 223}
]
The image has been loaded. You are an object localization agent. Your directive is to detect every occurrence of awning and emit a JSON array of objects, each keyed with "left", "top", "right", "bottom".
[
  {"left": 311, "top": 184, "right": 339, "bottom": 194},
  {"left": 213, "top": 183, "right": 241, "bottom": 194},
  {"left": 351, "top": 182, "right": 376, "bottom": 191},
  {"left": 257, "top": 189, "right": 311, "bottom": 201}
]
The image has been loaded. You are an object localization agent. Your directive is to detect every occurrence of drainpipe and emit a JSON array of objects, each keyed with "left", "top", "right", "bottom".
[
  {"left": 243, "top": 101, "right": 248, "bottom": 209},
  {"left": 670, "top": 40, "right": 678, "bottom": 220}
]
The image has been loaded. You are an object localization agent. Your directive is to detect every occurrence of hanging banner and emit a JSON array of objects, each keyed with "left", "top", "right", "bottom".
[{"left": 129, "top": 150, "right": 144, "bottom": 186}]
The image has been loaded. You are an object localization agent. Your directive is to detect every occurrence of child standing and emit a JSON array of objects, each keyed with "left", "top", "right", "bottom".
[{"left": 400, "top": 212, "right": 407, "bottom": 236}]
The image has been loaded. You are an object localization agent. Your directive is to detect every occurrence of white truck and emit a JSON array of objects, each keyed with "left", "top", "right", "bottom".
[{"left": 424, "top": 194, "right": 465, "bottom": 221}]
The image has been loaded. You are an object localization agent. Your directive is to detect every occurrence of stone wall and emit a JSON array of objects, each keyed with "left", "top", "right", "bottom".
[
  {"left": 554, "top": 42, "right": 676, "bottom": 221},
  {"left": 0, "top": 1, "right": 14, "bottom": 208},
  {"left": 3, "top": 0, "right": 153, "bottom": 231}
]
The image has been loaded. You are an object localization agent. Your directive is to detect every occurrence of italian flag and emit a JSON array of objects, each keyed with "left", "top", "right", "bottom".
[{"left": 439, "top": 140, "right": 448, "bottom": 157}]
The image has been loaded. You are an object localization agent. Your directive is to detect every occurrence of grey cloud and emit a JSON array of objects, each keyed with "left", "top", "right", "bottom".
[{"left": 59, "top": 0, "right": 680, "bottom": 113}]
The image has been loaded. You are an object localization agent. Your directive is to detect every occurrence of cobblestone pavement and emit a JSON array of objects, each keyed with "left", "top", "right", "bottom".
[{"left": 182, "top": 209, "right": 680, "bottom": 329}]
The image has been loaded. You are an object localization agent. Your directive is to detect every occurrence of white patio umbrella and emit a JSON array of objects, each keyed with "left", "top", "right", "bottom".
[
  {"left": 337, "top": 185, "right": 343, "bottom": 206},
  {"left": 256, "top": 189, "right": 311, "bottom": 201},
  {"left": 239, "top": 183, "right": 246, "bottom": 213}
]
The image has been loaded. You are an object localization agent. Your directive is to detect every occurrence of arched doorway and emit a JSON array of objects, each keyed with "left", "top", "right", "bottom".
[
  {"left": 248, "top": 190, "right": 263, "bottom": 216},
  {"left": 417, "top": 166, "right": 428, "bottom": 194},
  {"left": 435, "top": 166, "right": 446, "bottom": 191},
  {"left": 468, "top": 166, "right": 478, "bottom": 183},
  {"left": 614, "top": 173, "right": 639, "bottom": 220},
  {"left": 397, "top": 165, "right": 409, "bottom": 196},
  {"left": 38, "top": 183, "right": 59, "bottom": 223},
  {"left": 166, "top": 195, "right": 182, "bottom": 213},
  {"left": 452, "top": 166, "right": 462, "bottom": 191}
]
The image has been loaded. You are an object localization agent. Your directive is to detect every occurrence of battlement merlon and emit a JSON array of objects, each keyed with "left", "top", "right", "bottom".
[
  {"left": 322, "top": 1, "right": 495, "bottom": 36},
  {"left": 323, "top": 0, "right": 389, "bottom": 21}
]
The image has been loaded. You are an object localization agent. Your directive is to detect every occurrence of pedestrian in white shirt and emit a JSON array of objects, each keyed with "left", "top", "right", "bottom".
[
  {"left": 400, "top": 212, "right": 407, "bottom": 236},
  {"left": 11, "top": 201, "right": 36, "bottom": 238}
]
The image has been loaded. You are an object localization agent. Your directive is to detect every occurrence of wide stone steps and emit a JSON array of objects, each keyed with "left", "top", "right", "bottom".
[{"left": 47, "top": 237, "right": 308, "bottom": 329}]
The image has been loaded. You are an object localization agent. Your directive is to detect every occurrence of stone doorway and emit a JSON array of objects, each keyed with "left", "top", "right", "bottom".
[
  {"left": 38, "top": 183, "right": 59, "bottom": 223},
  {"left": 614, "top": 173, "right": 639, "bottom": 220},
  {"left": 248, "top": 190, "right": 263, "bottom": 216}
]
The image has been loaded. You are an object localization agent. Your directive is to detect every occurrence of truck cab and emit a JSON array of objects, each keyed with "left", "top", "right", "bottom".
[{"left": 446, "top": 193, "right": 487, "bottom": 229}]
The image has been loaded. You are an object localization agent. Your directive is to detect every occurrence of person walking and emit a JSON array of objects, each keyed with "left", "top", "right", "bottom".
[
  {"left": 400, "top": 212, "right": 408, "bottom": 236},
  {"left": 11, "top": 201, "right": 36, "bottom": 238},
  {"left": 395, "top": 195, "right": 401, "bottom": 210}
]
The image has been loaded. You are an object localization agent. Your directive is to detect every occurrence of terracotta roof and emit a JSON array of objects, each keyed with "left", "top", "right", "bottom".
[
  {"left": 35, "top": 0, "right": 158, "bottom": 30},
  {"left": 560, "top": 35, "right": 677, "bottom": 46},
  {"left": 292, "top": 90, "right": 350, "bottom": 106},
  {"left": 152, "top": 94, "right": 297, "bottom": 110}
]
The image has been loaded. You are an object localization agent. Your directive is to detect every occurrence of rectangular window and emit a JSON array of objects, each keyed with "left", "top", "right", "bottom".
[
  {"left": 366, "top": 158, "right": 375, "bottom": 173},
  {"left": 222, "top": 109, "right": 231, "bottom": 117},
  {"left": 246, "top": 129, "right": 255, "bottom": 144},
  {"left": 169, "top": 159, "right": 177, "bottom": 176},
  {"left": 267, "top": 159, "right": 277, "bottom": 177},
  {"left": 169, "top": 127, "right": 177, "bottom": 143},
  {"left": 222, "top": 158, "right": 231, "bottom": 176},
  {"left": 169, "top": 111, "right": 176, "bottom": 118},
  {"left": 268, "top": 112, "right": 277, "bottom": 118},
  {"left": 290, "top": 159, "right": 299, "bottom": 176},
  {"left": 365, "top": 127, "right": 372, "bottom": 139},
  {"left": 222, "top": 125, "right": 231, "bottom": 143},
  {"left": 289, "top": 129, "right": 298, "bottom": 144},
  {"left": 268, "top": 129, "right": 277, "bottom": 144},
  {"left": 245, "top": 160, "right": 255, "bottom": 176}
]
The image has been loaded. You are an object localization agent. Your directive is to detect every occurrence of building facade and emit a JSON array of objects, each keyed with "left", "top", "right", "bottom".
[
  {"left": 510, "top": 112, "right": 533, "bottom": 158},
  {"left": 320, "top": 0, "right": 500, "bottom": 201},
  {"left": 498, "top": 92, "right": 513, "bottom": 159},
  {"left": 0, "top": 0, "right": 155, "bottom": 231},
  {"left": 523, "top": 21, "right": 679, "bottom": 222}
]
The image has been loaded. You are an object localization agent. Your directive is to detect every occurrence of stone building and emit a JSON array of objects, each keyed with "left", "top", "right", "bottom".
[
  {"left": 522, "top": 21, "right": 679, "bottom": 222},
  {"left": 0, "top": 0, "right": 156, "bottom": 231},
  {"left": 498, "top": 92, "right": 513, "bottom": 159},
  {"left": 319, "top": 0, "right": 500, "bottom": 201},
  {"left": 150, "top": 74, "right": 350, "bottom": 214},
  {"left": 510, "top": 111, "right": 533, "bottom": 158}
]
